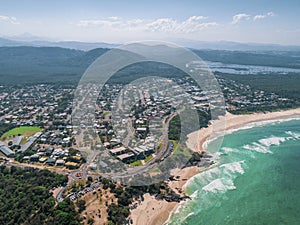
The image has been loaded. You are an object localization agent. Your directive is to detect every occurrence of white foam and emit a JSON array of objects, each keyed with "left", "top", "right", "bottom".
[
  {"left": 203, "top": 117, "right": 300, "bottom": 152},
  {"left": 164, "top": 196, "right": 195, "bottom": 225},
  {"left": 286, "top": 131, "right": 300, "bottom": 140},
  {"left": 202, "top": 178, "right": 236, "bottom": 193},
  {"left": 182, "top": 167, "right": 221, "bottom": 190},
  {"left": 258, "top": 136, "right": 286, "bottom": 147},
  {"left": 243, "top": 142, "right": 273, "bottom": 154},
  {"left": 182, "top": 212, "right": 195, "bottom": 221},
  {"left": 221, "top": 147, "right": 239, "bottom": 153},
  {"left": 211, "top": 152, "right": 222, "bottom": 160},
  {"left": 173, "top": 202, "right": 183, "bottom": 215},
  {"left": 202, "top": 135, "right": 219, "bottom": 150},
  {"left": 220, "top": 161, "right": 245, "bottom": 174},
  {"left": 224, "top": 118, "right": 299, "bottom": 136},
  {"left": 190, "top": 190, "right": 198, "bottom": 199}
]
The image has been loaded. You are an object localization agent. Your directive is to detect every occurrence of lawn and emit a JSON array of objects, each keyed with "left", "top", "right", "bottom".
[
  {"left": 130, "top": 160, "right": 142, "bottom": 167},
  {"left": 1, "top": 126, "right": 42, "bottom": 140},
  {"left": 144, "top": 155, "right": 153, "bottom": 163}
]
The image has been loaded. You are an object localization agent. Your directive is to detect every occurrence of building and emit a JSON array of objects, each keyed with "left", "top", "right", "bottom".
[
  {"left": 65, "top": 161, "right": 78, "bottom": 169},
  {"left": 19, "top": 132, "right": 42, "bottom": 152},
  {"left": 30, "top": 154, "right": 40, "bottom": 162},
  {"left": 39, "top": 157, "right": 48, "bottom": 163},
  {"left": 136, "top": 127, "right": 147, "bottom": 134},
  {"left": 133, "top": 145, "right": 154, "bottom": 159},
  {"left": 0, "top": 142, "right": 14, "bottom": 157},
  {"left": 46, "top": 158, "right": 56, "bottom": 165},
  {"left": 13, "top": 135, "right": 23, "bottom": 146},
  {"left": 23, "top": 156, "right": 30, "bottom": 161},
  {"left": 109, "top": 146, "right": 127, "bottom": 156},
  {"left": 89, "top": 163, "right": 98, "bottom": 170},
  {"left": 117, "top": 153, "right": 135, "bottom": 163},
  {"left": 46, "top": 147, "right": 54, "bottom": 156},
  {"left": 56, "top": 159, "right": 65, "bottom": 166},
  {"left": 110, "top": 138, "right": 121, "bottom": 147}
]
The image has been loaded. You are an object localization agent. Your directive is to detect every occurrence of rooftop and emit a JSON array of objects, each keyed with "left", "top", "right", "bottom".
[
  {"left": 109, "top": 146, "right": 127, "bottom": 154},
  {"left": 117, "top": 153, "right": 135, "bottom": 160}
]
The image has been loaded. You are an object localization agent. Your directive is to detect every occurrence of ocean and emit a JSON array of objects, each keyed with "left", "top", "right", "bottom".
[{"left": 167, "top": 118, "right": 300, "bottom": 225}]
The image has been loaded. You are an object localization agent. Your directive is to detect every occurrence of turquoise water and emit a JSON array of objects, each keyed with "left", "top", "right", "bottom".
[{"left": 168, "top": 118, "right": 300, "bottom": 225}]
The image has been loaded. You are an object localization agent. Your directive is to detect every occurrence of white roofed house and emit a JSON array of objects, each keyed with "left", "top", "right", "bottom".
[
  {"left": 136, "top": 127, "right": 147, "bottom": 134},
  {"left": 56, "top": 159, "right": 65, "bottom": 166}
]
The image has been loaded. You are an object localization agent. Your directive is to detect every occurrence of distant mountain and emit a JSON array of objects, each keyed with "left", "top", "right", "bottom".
[
  {"left": 28, "top": 40, "right": 118, "bottom": 51},
  {"left": 170, "top": 39, "right": 300, "bottom": 52},
  {"left": 1, "top": 35, "right": 300, "bottom": 52},
  {"left": 0, "top": 37, "right": 118, "bottom": 51},
  {"left": 0, "top": 46, "right": 109, "bottom": 84},
  {"left": 4, "top": 32, "right": 48, "bottom": 42},
  {"left": 0, "top": 37, "right": 20, "bottom": 46},
  {"left": 0, "top": 45, "right": 299, "bottom": 85}
]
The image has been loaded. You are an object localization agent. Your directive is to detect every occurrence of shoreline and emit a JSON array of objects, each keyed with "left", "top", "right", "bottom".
[
  {"left": 131, "top": 108, "right": 300, "bottom": 225},
  {"left": 187, "top": 108, "right": 300, "bottom": 153}
]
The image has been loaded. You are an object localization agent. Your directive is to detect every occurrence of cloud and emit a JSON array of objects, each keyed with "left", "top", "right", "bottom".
[
  {"left": 175, "top": 16, "right": 218, "bottom": 33},
  {"left": 231, "top": 13, "right": 250, "bottom": 24},
  {"left": 253, "top": 15, "right": 267, "bottom": 20},
  {"left": 77, "top": 16, "right": 218, "bottom": 34},
  {"left": 0, "top": 15, "right": 20, "bottom": 24},
  {"left": 78, "top": 17, "right": 145, "bottom": 31},
  {"left": 253, "top": 12, "right": 275, "bottom": 21},
  {"left": 147, "top": 16, "right": 219, "bottom": 33},
  {"left": 146, "top": 18, "right": 177, "bottom": 32}
]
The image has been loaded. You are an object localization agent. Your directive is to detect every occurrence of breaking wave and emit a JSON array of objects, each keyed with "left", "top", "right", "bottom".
[
  {"left": 202, "top": 178, "right": 236, "bottom": 193},
  {"left": 286, "top": 131, "right": 300, "bottom": 140},
  {"left": 220, "top": 161, "right": 245, "bottom": 174}
]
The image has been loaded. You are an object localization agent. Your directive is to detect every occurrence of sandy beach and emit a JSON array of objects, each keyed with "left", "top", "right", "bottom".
[
  {"left": 130, "top": 108, "right": 300, "bottom": 225},
  {"left": 186, "top": 108, "right": 300, "bottom": 152}
]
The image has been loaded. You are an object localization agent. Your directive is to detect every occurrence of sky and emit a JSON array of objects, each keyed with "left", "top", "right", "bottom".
[{"left": 0, "top": 0, "right": 299, "bottom": 45}]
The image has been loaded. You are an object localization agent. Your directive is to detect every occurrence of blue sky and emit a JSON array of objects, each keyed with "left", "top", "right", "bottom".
[{"left": 0, "top": 0, "right": 299, "bottom": 45}]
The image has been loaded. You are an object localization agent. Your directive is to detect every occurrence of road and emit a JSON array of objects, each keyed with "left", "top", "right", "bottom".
[
  {"left": 109, "top": 112, "right": 178, "bottom": 179},
  {"left": 1, "top": 99, "right": 179, "bottom": 202}
]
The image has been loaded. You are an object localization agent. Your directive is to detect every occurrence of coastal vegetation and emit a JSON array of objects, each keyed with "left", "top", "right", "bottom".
[
  {"left": 169, "top": 110, "right": 211, "bottom": 141},
  {"left": 99, "top": 176, "right": 182, "bottom": 225},
  {"left": 0, "top": 166, "right": 81, "bottom": 225},
  {"left": 1, "top": 46, "right": 299, "bottom": 86},
  {"left": 0, "top": 45, "right": 299, "bottom": 225},
  {"left": 219, "top": 72, "right": 300, "bottom": 102}
]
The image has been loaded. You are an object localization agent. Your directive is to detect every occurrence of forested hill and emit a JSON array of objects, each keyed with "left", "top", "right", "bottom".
[
  {"left": 0, "top": 166, "right": 81, "bottom": 225},
  {"left": 0, "top": 45, "right": 299, "bottom": 85},
  {"left": 0, "top": 46, "right": 109, "bottom": 84},
  {"left": 193, "top": 49, "right": 300, "bottom": 69}
]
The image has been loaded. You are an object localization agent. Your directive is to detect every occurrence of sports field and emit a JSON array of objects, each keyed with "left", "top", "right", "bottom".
[{"left": 1, "top": 126, "right": 42, "bottom": 140}]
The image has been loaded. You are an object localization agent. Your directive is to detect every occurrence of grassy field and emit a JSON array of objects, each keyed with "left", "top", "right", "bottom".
[
  {"left": 144, "top": 155, "right": 154, "bottom": 163},
  {"left": 130, "top": 160, "right": 142, "bottom": 167},
  {"left": 1, "top": 126, "right": 42, "bottom": 140}
]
